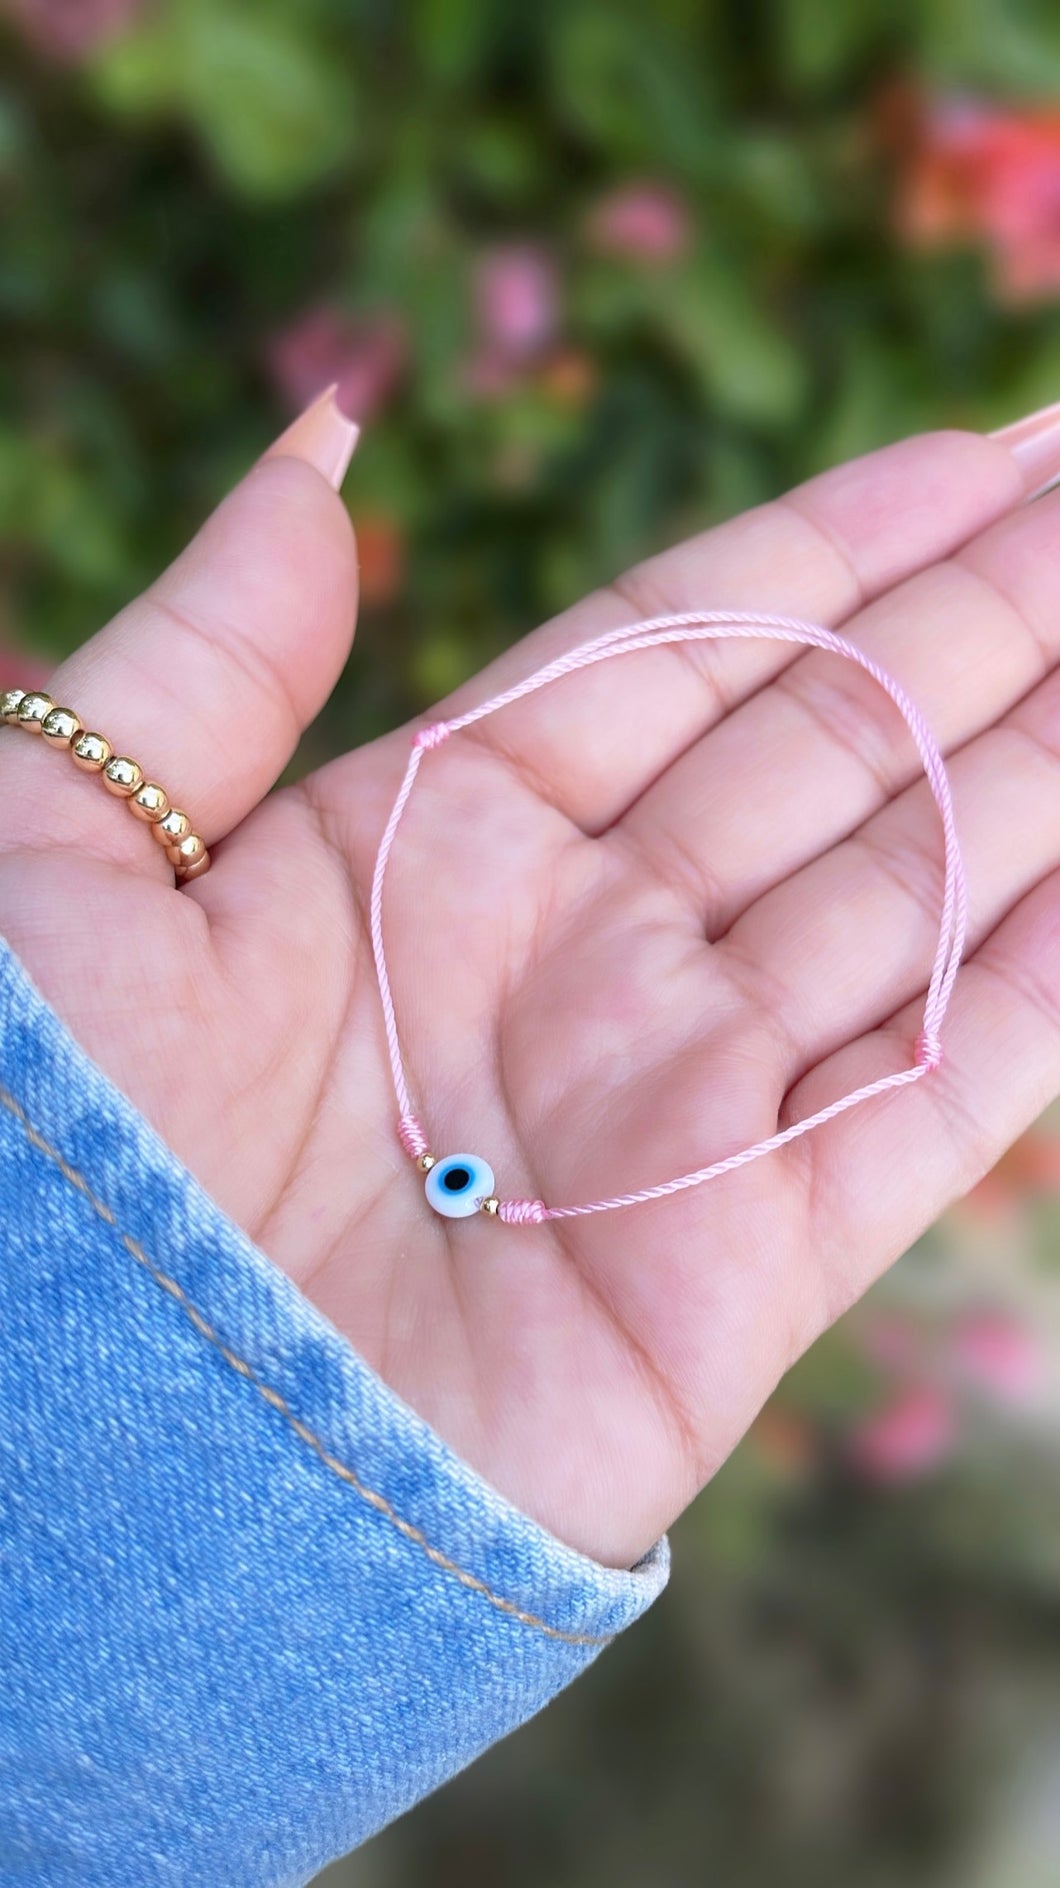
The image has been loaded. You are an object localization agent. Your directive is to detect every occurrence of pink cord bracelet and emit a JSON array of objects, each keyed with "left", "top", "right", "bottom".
[{"left": 369, "top": 609, "right": 967, "bottom": 1227}]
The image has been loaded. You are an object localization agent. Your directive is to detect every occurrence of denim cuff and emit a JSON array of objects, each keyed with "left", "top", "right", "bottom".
[{"left": 0, "top": 936, "right": 668, "bottom": 1887}]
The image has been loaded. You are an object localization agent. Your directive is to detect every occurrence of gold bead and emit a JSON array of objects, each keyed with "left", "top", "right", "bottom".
[
  {"left": 71, "top": 731, "right": 112, "bottom": 772},
  {"left": 480, "top": 1196, "right": 500, "bottom": 1216},
  {"left": 16, "top": 692, "right": 56, "bottom": 732},
  {"left": 418, "top": 1152, "right": 437, "bottom": 1172},
  {"left": 154, "top": 807, "right": 190, "bottom": 847},
  {"left": 175, "top": 848, "right": 211, "bottom": 882},
  {"left": 41, "top": 707, "right": 82, "bottom": 748},
  {"left": 129, "top": 782, "right": 169, "bottom": 823},
  {"left": 167, "top": 831, "right": 206, "bottom": 870},
  {"left": 1, "top": 688, "right": 26, "bottom": 723},
  {"left": 103, "top": 755, "right": 144, "bottom": 796}
]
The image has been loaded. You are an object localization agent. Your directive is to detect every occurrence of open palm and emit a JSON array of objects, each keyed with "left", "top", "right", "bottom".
[{"left": 2, "top": 397, "right": 1057, "bottom": 1568}]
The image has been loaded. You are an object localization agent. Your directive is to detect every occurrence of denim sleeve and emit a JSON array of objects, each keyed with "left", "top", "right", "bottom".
[{"left": 0, "top": 937, "right": 668, "bottom": 1888}]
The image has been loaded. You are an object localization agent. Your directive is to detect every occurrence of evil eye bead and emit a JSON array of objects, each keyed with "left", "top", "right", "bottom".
[{"left": 425, "top": 1153, "right": 496, "bottom": 1220}]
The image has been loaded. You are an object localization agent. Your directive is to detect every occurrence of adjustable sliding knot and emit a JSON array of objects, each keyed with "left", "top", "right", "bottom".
[
  {"left": 915, "top": 1031, "right": 943, "bottom": 1071},
  {"left": 398, "top": 1112, "right": 430, "bottom": 1159},
  {"left": 413, "top": 722, "right": 451, "bottom": 752},
  {"left": 498, "top": 1199, "right": 548, "bottom": 1226}
]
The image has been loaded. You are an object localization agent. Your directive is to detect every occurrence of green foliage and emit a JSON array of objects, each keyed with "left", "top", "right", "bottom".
[
  {"left": 4, "top": 0, "right": 1060, "bottom": 745},
  {"left": 93, "top": 0, "right": 357, "bottom": 196}
]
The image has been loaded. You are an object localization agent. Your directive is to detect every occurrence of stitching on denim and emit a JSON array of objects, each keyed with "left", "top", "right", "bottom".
[{"left": 0, "top": 1083, "right": 612, "bottom": 1647}]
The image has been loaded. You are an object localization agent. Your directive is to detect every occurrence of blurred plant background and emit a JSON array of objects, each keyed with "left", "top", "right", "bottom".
[{"left": 2, "top": 1, "right": 1059, "bottom": 1882}]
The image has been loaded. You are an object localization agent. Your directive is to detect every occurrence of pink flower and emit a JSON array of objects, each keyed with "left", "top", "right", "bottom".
[
  {"left": 355, "top": 513, "right": 404, "bottom": 608},
  {"left": 857, "top": 1311, "right": 922, "bottom": 1373},
  {"left": 588, "top": 183, "right": 692, "bottom": 263},
  {"left": 7, "top": 0, "right": 143, "bottom": 61},
  {"left": 750, "top": 1403, "right": 815, "bottom": 1476},
  {"left": 948, "top": 1310, "right": 1043, "bottom": 1408},
  {"left": 540, "top": 347, "right": 598, "bottom": 408},
  {"left": 461, "top": 351, "right": 519, "bottom": 401},
  {"left": 267, "top": 307, "right": 406, "bottom": 426},
  {"left": 893, "top": 93, "right": 1060, "bottom": 301},
  {"left": 0, "top": 636, "right": 53, "bottom": 692},
  {"left": 961, "top": 1123, "right": 1060, "bottom": 1219},
  {"left": 475, "top": 246, "right": 558, "bottom": 361},
  {"left": 848, "top": 1385, "right": 957, "bottom": 1482},
  {"left": 1001, "top": 1124, "right": 1060, "bottom": 1192}
]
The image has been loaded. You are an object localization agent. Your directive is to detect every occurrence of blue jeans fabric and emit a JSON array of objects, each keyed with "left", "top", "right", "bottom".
[{"left": 0, "top": 936, "right": 668, "bottom": 1886}]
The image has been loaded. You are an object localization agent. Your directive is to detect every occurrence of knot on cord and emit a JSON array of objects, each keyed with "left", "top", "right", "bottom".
[
  {"left": 915, "top": 1031, "right": 943, "bottom": 1071},
  {"left": 498, "top": 1198, "right": 548, "bottom": 1226},
  {"left": 413, "top": 722, "right": 451, "bottom": 752},
  {"left": 398, "top": 1113, "right": 429, "bottom": 1159}
]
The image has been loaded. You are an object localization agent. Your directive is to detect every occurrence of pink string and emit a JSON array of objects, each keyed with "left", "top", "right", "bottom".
[{"left": 369, "top": 610, "right": 967, "bottom": 1226}]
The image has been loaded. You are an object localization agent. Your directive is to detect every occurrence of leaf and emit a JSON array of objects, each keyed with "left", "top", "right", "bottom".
[
  {"left": 414, "top": 0, "right": 494, "bottom": 82},
  {"left": 775, "top": 0, "right": 888, "bottom": 89},
  {"left": 920, "top": 0, "right": 1060, "bottom": 93},
  {"left": 93, "top": 0, "right": 357, "bottom": 198},
  {"left": 660, "top": 254, "right": 808, "bottom": 426},
  {"left": 457, "top": 118, "right": 546, "bottom": 204},
  {"left": 183, "top": 5, "right": 356, "bottom": 196},
  {"left": 89, "top": 16, "right": 181, "bottom": 115},
  {"left": 551, "top": 4, "right": 718, "bottom": 171}
]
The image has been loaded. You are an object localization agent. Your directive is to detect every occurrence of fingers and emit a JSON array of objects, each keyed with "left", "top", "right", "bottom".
[
  {"left": 717, "top": 662, "right": 1060, "bottom": 1085},
  {"left": 0, "top": 388, "right": 359, "bottom": 879},
  {"left": 434, "top": 429, "right": 1029, "bottom": 831},
  {"left": 786, "top": 864, "right": 1060, "bottom": 1323},
  {"left": 618, "top": 479, "right": 1060, "bottom": 927}
]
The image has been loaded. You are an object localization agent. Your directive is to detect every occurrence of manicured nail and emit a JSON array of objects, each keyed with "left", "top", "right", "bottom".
[
  {"left": 989, "top": 398, "right": 1060, "bottom": 501},
  {"left": 263, "top": 384, "right": 359, "bottom": 491}
]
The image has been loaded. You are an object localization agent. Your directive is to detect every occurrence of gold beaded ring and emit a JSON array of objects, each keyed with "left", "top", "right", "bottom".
[{"left": 0, "top": 686, "right": 210, "bottom": 883}]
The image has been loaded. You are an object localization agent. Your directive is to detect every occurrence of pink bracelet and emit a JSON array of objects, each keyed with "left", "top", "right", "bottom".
[{"left": 370, "top": 609, "right": 966, "bottom": 1227}]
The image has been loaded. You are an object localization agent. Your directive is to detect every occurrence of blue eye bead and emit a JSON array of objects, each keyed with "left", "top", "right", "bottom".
[{"left": 425, "top": 1153, "right": 496, "bottom": 1220}]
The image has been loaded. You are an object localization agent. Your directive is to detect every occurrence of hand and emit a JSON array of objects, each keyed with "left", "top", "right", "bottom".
[{"left": 2, "top": 391, "right": 1057, "bottom": 1569}]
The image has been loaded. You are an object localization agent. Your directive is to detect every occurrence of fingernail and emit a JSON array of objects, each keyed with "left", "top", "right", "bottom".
[
  {"left": 263, "top": 384, "right": 360, "bottom": 491},
  {"left": 989, "top": 398, "right": 1060, "bottom": 501}
]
